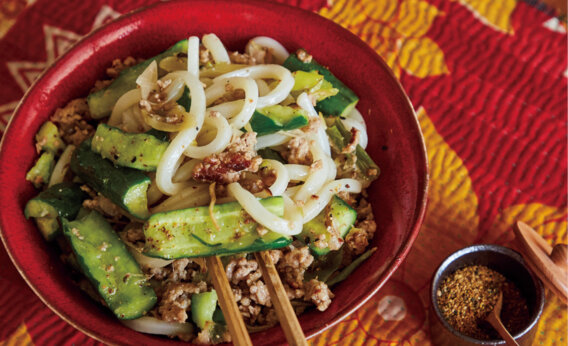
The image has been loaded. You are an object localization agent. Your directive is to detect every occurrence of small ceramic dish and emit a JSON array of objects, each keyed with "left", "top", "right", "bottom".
[{"left": 429, "top": 244, "right": 544, "bottom": 346}]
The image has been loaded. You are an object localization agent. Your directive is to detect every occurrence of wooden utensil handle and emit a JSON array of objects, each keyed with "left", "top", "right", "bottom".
[
  {"left": 256, "top": 251, "right": 308, "bottom": 346},
  {"left": 206, "top": 256, "right": 252, "bottom": 346}
]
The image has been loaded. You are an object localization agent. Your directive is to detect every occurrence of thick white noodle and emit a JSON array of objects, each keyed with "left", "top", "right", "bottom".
[
  {"left": 246, "top": 36, "right": 290, "bottom": 64},
  {"left": 204, "top": 77, "right": 258, "bottom": 129},
  {"left": 48, "top": 145, "right": 75, "bottom": 187},
  {"left": 123, "top": 238, "right": 173, "bottom": 268},
  {"left": 255, "top": 132, "right": 290, "bottom": 150},
  {"left": 263, "top": 159, "right": 289, "bottom": 196},
  {"left": 228, "top": 183, "right": 302, "bottom": 236},
  {"left": 293, "top": 143, "right": 328, "bottom": 203},
  {"left": 283, "top": 185, "right": 301, "bottom": 198},
  {"left": 342, "top": 108, "right": 368, "bottom": 149},
  {"left": 156, "top": 71, "right": 206, "bottom": 195},
  {"left": 297, "top": 92, "right": 331, "bottom": 156},
  {"left": 202, "top": 33, "right": 230, "bottom": 64},
  {"left": 214, "top": 65, "right": 294, "bottom": 108},
  {"left": 172, "top": 159, "right": 200, "bottom": 183},
  {"left": 285, "top": 164, "right": 309, "bottom": 181},
  {"left": 108, "top": 89, "right": 141, "bottom": 126},
  {"left": 302, "top": 179, "right": 362, "bottom": 223},
  {"left": 146, "top": 179, "right": 164, "bottom": 206},
  {"left": 256, "top": 79, "right": 270, "bottom": 96},
  {"left": 136, "top": 60, "right": 158, "bottom": 100},
  {"left": 341, "top": 118, "right": 368, "bottom": 149},
  {"left": 151, "top": 184, "right": 210, "bottom": 213},
  {"left": 187, "top": 36, "right": 200, "bottom": 76},
  {"left": 184, "top": 112, "right": 231, "bottom": 159},
  {"left": 207, "top": 100, "right": 243, "bottom": 119},
  {"left": 122, "top": 317, "right": 193, "bottom": 336}
]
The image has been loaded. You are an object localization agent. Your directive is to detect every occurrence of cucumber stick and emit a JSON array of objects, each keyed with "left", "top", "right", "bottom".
[
  {"left": 26, "top": 152, "right": 55, "bottom": 188},
  {"left": 283, "top": 51, "right": 359, "bottom": 117},
  {"left": 62, "top": 210, "right": 157, "bottom": 319},
  {"left": 91, "top": 123, "right": 168, "bottom": 171},
  {"left": 87, "top": 39, "right": 189, "bottom": 119},
  {"left": 300, "top": 195, "right": 357, "bottom": 256},
  {"left": 191, "top": 290, "right": 218, "bottom": 329},
  {"left": 35, "top": 121, "right": 65, "bottom": 154},
  {"left": 143, "top": 197, "right": 291, "bottom": 259},
  {"left": 250, "top": 105, "right": 308, "bottom": 136},
  {"left": 24, "top": 182, "right": 88, "bottom": 240},
  {"left": 71, "top": 139, "right": 151, "bottom": 219}
]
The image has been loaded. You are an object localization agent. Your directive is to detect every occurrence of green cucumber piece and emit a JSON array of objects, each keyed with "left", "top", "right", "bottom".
[
  {"left": 71, "top": 139, "right": 151, "bottom": 219},
  {"left": 143, "top": 197, "right": 291, "bottom": 259},
  {"left": 300, "top": 195, "right": 356, "bottom": 256},
  {"left": 257, "top": 148, "right": 286, "bottom": 164},
  {"left": 191, "top": 290, "right": 218, "bottom": 329},
  {"left": 283, "top": 51, "right": 359, "bottom": 117},
  {"left": 62, "top": 210, "right": 157, "bottom": 319},
  {"left": 24, "top": 182, "right": 88, "bottom": 240},
  {"left": 327, "top": 248, "right": 376, "bottom": 286},
  {"left": 250, "top": 105, "right": 309, "bottom": 136},
  {"left": 177, "top": 86, "right": 191, "bottom": 112},
  {"left": 91, "top": 123, "right": 168, "bottom": 171},
  {"left": 35, "top": 121, "right": 65, "bottom": 154},
  {"left": 26, "top": 152, "right": 55, "bottom": 188},
  {"left": 292, "top": 70, "right": 323, "bottom": 91},
  {"left": 326, "top": 119, "right": 380, "bottom": 183},
  {"left": 87, "top": 39, "right": 189, "bottom": 119}
]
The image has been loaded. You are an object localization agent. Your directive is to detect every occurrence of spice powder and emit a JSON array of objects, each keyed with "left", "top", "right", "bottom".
[{"left": 436, "top": 265, "right": 530, "bottom": 340}]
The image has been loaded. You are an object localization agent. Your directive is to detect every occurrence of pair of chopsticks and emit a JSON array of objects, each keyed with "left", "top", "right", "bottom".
[{"left": 206, "top": 252, "right": 308, "bottom": 346}]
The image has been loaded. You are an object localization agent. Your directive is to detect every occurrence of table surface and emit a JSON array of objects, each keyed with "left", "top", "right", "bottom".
[{"left": 0, "top": 0, "right": 566, "bottom": 345}]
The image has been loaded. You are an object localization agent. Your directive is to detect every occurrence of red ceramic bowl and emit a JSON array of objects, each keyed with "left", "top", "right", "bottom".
[{"left": 0, "top": 0, "right": 428, "bottom": 344}]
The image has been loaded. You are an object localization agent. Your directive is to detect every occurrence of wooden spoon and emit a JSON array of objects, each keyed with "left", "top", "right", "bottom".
[
  {"left": 485, "top": 292, "right": 519, "bottom": 346},
  {"left": 513, "top": 221, "right": 568, "bottom": 304}
]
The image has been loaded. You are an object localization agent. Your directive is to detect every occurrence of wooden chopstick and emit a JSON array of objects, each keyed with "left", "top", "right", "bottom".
[
  {"left": 255, "top": 250, "right": 308, "bottom": 346},
  {"left": 205, "top": 256, "right": 252, "bottom": 346}
]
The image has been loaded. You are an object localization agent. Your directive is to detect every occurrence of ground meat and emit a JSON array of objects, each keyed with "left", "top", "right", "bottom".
[
  {"left": 50, "top": 98, "right": 94, "bottom": 146},
  {"left": 229, "top": 51, "right": 256, "bottom": 65},
  {"left": 296, "top": 49, "right": 313, "bottom": 63},
  {"left": 284, "top": 284, "right": 305, "bottom": 300},
  {"left": 145, "top": 266, "right": 171, "bottom": 281},
  {"left": 192, "top": 132, "right": 262, "bottom": 184},
  {"left": 282, "top": 136, "right": 312, "bottom": 165},
  {"left": 199, "top": 46, "right": 212, "bottom": 65},
  {"left": 158, "top": 281, "right": 207, "bottom": 322},
  {"left": 304, "top": 279, "right": 334, "bottom": 311},
  {"left": 225, "top": 257, "right": 259, "bottom": 285},
  {"left": 82, "top": 195, "right": 123, "bottom": 218},
  {"left": 170, "top": 259, "right": 192, "bottom": 282},
  {"left": 193, "top": 327, "right": 231, "bottom": 345},
  {"left": 277, "top": 245, "right": 314, "bottom": 288},
  {"left": 123, "top": 225, "right": 145, "bottom": 243},
  {"left": 346, "top": 197, "right": 377, "bottom": 255},
  {"left": 356, "top": 198, "right": 373, "bottom": 222},
  {"left": 345, "top": 227, "right": 370, "bottom": 255},
  {"left": 249, "top": 280, "right": 271, "bottom": 306},
  {"left": 267, "top": 249, "right": 282, "bottom": 265},
  {"left": 106, "top": 56, "right": 138, "bottom": 78}
]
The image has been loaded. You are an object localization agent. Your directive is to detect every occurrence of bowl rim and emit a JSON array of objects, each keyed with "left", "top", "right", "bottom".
[
  {"left": 0, "top": 0, "right": 429, "bottom": 343},
  {"left": 429, "top": 244, "right": 545, "bottom": 345}
]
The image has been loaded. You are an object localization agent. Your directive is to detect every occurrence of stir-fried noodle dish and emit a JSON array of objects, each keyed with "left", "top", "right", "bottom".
[{"left": 24, "top": 34, "right": 380, "bottom": 343}]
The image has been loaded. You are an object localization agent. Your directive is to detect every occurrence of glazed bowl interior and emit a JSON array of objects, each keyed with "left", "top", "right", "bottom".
[{"left": 0, "top": 0, "right": 428, "bottom": 344}]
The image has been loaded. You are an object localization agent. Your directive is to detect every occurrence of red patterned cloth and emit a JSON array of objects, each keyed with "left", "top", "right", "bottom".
[{"left": 0, "top": 0, "right": 566, "bottom": 345}]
